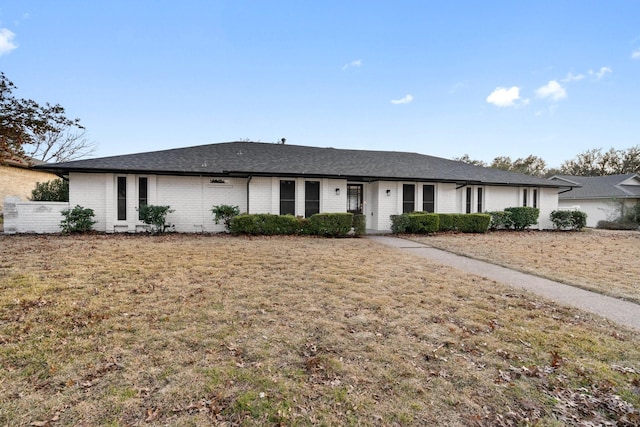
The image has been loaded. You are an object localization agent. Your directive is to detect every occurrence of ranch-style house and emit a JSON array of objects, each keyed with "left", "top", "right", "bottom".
[{"left": 31, "top": 141, "right": 564, "bottom": 233}]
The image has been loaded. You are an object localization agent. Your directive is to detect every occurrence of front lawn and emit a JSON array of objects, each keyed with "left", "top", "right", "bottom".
[
  {"left": 1, "top": 234, "right": 639, "bottom": 425},
  {"left": 408, "top": 229, "right": 640, "bottom": 303}
]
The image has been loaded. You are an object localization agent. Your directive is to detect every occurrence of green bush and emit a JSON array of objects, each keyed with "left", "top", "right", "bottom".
[
  {"left": 504, "top": 207, "right": 539, "bottom": 231},
  {"left": 308, "top": 213, "right": 354, "bottom": 237},
  {"left": 138, "top": 204, "right": 174, "bottom": 233},
  {"left": 596, "top": 220, "right": 638, "bottom": 230},
  {"left": 550, "top": 210, "right": 587, "bottom": 231},
  {"left": 60, "top": 205, "right": 96, "bottom": 233},
  {"left": 230, "top": 213, "right": 361, "bottom": 237},
  {"left": 488, "top": 211, "right": 514, "bottom": 231},
  {"left": 211, "top": 204, "right": 240, "bottom": 231},
  {"left": 390, "top": 214, "right": 411, "bottom": 233},
  {"left": 455, "top": 214, "right": 491, "bottom": 233},
  {"left": 391, "top": 213, "right": 488, "bottom": 233},
  {"left": 391, "top": 213, "right": 438, "bottom": 234},
  {"left": 436, "top": 214, "right": 456, "bottom": 231},
  {"left": 230, "top": 214, "right": 301, "bottom": 235},
  {"left": 436, "top": 213, "right": 490, "bottom": 233},
  {"left": 352, "top": 214, "right": 366, "bottom": 236},
  {"left": 31, "top": 179, "right": 69, "bottom": 202}
]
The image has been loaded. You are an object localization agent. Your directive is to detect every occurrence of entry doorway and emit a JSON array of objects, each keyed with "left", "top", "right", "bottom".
[{"left": 347, "top": 184, "right": 363, "bottom": 215}]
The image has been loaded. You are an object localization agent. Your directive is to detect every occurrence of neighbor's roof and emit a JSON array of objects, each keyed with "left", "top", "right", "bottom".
[
  {"left": 551, "top": 174, "right": 640, "bottom": 199},
  {"left": 36, "top": 141, "right": 561, "bottom": 187}
]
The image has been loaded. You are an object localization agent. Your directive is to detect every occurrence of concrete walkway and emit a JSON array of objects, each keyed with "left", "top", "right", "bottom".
[{"left": 367, "top": 235, "right": 640, "bottom": 331}]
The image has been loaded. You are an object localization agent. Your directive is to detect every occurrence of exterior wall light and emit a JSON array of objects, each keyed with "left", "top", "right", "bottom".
[
  {"left": 386, "top": 189, "right": 391, "bottom": 196},
  {"left": 335, "top": 188, "right": 340, "bottom": 195}
]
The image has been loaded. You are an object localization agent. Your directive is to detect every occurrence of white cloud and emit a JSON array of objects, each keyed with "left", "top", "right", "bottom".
[
  {"left": 486, "top": 86, "right": 522, "bottom": 107},
  {"left": 631, "top": 49, "right": 640, "bottom": 60},
  {"left": 342, "top": 59, "right": 362, "bottom": 70},
  {"left": 535, "top": 80, "right": 567, "bottom": 101},
  {"left": 562, "top": 72, "right": 585, "bottom": 82},
  {"left": 0, "top": 28, "right": 18, "bottom": 55},
  {"left": 391, "top": 94, "right": 413, "bottom": 105},
  {"left": 589, "top": 66, "right": 612, "bottom": 79}
]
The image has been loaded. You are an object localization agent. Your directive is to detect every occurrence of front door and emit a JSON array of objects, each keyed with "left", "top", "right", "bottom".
[{"left": 347, "top": 184, "right": 363, "bottom": 215}]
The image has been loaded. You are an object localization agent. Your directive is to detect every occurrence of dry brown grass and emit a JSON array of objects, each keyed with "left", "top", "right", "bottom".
[
  {"left": 408, "top": 229, "right": 640, "bottom": 303},
  {"left": 1, "top": 233, "right": 640, "bottom": 426}
]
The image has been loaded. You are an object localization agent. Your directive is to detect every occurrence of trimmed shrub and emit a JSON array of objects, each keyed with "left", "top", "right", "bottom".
[
  {"left": 504, "top": 207, "right": 539, "bottom": 231},
  {"left": 352, "top": 214, "right": 366, "bottom": 236},
  {"left": 455, "top": 214, "right": 491, "bottom": 233},
  {"left": 435, "top": 213, "right": 490, "bottom": 233},
  {"left": 390, "top": 214, "right": 411, "bottom": 233},
  {"left": 437, "top": 214, "right": 456, "bottom": 231},
  {"left": 138, "top": 204, "right": 174, "bottom": 233},
  {"left": 596, "top": 220, "right": 639, "bottom": 230},
  {"left": 31, "top": 179, "right": 69, "bottom": 202},
  {"left": 308, "top": 213, "right": 354, "bottom": 237},
  {"left": 392, "top": 213, "right": 488, "bottom": 233},
  {"left": 60, "top": 205, "right": 96, "bottom": 233},
  {"left": 390, "top": 213, "right": 438, "bottom": 234},
  {"left": 551, "top": 210, "right": 587, "bottom": 231},
  {"left": 488, "top": 211, "right": 514, "bottom": 231},
  {"left": 230, "top": 214, "right": 300, "bottom": 235}
]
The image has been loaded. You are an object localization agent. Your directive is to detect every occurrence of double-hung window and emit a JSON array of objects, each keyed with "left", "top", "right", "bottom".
[
  {"left": 305, "top": 181, "right": 320, "bottom": 217},
  {"left": 280, "top": 180, "right": 295, "bottom": 215},
  {"left": 403, "top": 184, "right": 415, "bottom": 213},
  {"left": 423, "top": 185, "right": 435, "bottom": 213}
]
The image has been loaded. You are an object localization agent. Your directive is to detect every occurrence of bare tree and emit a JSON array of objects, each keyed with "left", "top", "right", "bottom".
[{"left": 25, "top": 129, "right": 96, "bottom": 163}]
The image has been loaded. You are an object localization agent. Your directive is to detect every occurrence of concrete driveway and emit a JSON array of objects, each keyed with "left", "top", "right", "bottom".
[{"left": 368, "top": 235, "right": 640, "bottom": 331}]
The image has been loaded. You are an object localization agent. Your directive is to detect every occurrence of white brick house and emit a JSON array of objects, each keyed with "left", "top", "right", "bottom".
[
  {"left": 550, "top": 174, "right": 640, "bottom": 227},
  {"left": 29, "top": 141, "right": 564, "bottom": 233}
]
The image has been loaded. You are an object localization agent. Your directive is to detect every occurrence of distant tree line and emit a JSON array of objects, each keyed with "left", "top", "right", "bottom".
[{"left": 454, "top": 146, "right": 640, "bottom": 177}]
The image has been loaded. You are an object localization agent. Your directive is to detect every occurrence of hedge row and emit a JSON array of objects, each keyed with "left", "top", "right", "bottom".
[
  {"left": 390, "top": 212, "right": 491, "bottom": 234},
  {"left": 229, "top": 213, "right": 366, "bottom": 237}
]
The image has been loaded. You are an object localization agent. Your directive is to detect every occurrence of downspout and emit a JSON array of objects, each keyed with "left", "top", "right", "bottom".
[
  {"left": 455, "top": 182, "right": 468, "bottom": 189},
  {"left": 246, "top": 175, "right": 253, "bottom": 213}
]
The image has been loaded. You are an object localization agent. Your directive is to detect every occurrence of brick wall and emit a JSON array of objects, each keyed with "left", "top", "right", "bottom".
[
  {"left": 0, "top": 164, "right": 57, "bottom": 214},
  {"left": 3, "top": 197, "right": 69, "bottom": 234}
]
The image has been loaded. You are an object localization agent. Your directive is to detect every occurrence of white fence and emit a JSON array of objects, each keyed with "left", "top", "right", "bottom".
[{"left": 3, "top": 197, "right": 69, "bottom": 234}]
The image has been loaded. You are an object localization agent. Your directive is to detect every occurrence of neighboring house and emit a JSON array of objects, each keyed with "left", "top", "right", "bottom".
[
  {"left": 0, "top": 155, "right": 57, "bottom": 214},
  {"left": 35, "top": 141, "right": 564, "bottom": 233},
  {"left": 549, "top": 174, "right": 640, "bottom": 227}
]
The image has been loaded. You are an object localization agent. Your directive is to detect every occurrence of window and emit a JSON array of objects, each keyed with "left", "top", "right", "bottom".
[
  {"left": 138, "top": 177, "right": 148, "bottom": 220},
  {"left": 423, "top": 185, "right": 435, "bottom": 213},
  {"left": 523, "top": 189, "right": 528, "bottom": 207},
  {"left": 477, "top": 187, "right": 483, "bottom": 212},
  {"left": 533, "top": 189, "right": 538, "bottom": 208},
  {"left": 403, "top": 184, "right": 415, "bottom": 213},
  {"left": 280, "top": 180, "right": 295, "bottom": 215},
  {"left": 305, "top": 181, "right": 320, "bottom": 217},
  {"left": 117, "top": 177, "right": 127, "bottom": 220},
  {"left": 465, "top": 187, "right": 472, "bottom": 213}
]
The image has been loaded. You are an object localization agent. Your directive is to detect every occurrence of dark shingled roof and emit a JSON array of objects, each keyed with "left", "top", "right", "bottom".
[
  {"left": 552, "top": 174, "right": 640, "bottom": 200},
  {"left": 36, "top": 141, "right": 561, "bottom": 187}
]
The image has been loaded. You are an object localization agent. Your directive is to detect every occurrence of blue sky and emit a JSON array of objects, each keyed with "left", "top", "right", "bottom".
[{"left": 1, "top": 1, "right": 639, "bottom": 167}]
